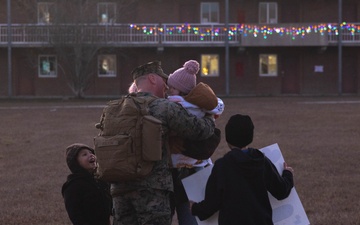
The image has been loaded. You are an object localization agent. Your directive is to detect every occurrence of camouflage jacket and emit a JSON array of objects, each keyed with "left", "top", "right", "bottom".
[{"left": 111, "top": 92, "right": 215, "bottom": 195}]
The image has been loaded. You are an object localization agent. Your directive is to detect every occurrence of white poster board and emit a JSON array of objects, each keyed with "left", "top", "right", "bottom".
[
  {"left": 182, "top": 143, "right": 310, "bottom": 225},
  {"left": 181, "top": 165, "right": 218, "bottom": 225}
]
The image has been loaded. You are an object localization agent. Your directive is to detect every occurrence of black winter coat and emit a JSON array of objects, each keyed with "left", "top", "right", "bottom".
[
  {"left": 191, "top": 148, "right": 294, "bottom": 225},
  {"left": 62, "top": 172, "right": 112, "bottom": 225}
]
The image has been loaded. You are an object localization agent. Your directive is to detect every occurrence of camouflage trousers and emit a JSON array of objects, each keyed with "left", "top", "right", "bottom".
[{"left": 112, "top": 188, "right": 172, "bottom": 225}]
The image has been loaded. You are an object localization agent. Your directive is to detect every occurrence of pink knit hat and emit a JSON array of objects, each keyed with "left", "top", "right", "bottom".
[{"left": 167, "top": 60, "right": 199, "bottom": 94}]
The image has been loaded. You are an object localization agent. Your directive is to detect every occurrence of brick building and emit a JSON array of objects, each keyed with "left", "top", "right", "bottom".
[{"left": 0, "top": 0, "right": 359, "bottom": 97}]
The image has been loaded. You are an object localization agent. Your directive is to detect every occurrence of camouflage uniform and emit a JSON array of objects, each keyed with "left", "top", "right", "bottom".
[{"left": 112, "top": 92, "right": 215, "bottom": 225}]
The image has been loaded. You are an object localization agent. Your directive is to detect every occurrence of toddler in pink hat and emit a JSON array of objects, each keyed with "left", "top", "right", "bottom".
[{"left": 167, "top": 60, "right": 224, "bottom": 117}]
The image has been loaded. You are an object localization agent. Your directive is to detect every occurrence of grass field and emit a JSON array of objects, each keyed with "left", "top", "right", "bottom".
[{"left": 0, "top": 96, "right": 359, "bottom": 225}]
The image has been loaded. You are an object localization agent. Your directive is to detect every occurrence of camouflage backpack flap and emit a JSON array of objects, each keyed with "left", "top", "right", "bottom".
[{"left": 94, "top": 93, "right": 163, "bottom": 182}]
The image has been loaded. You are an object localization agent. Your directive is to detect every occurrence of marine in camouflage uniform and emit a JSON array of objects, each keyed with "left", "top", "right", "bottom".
[{"left": 112, "top": 62, "right": 215, "bottom": 225}]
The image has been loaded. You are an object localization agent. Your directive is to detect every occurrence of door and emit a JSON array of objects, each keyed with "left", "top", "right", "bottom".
[
  {"left": 342, "top": 56, "right": 357, "bottom": 93},
  {"left": 281, "top": 55, "right": 300, "bottom": 94}
]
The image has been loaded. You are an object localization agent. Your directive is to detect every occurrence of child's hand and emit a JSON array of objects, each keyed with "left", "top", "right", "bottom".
[
  {"left": 284, "top": 162, "right": 294, "bottom": 173},
  {"left": 189, "top": 200, "right": 195, "bottom": 210}
]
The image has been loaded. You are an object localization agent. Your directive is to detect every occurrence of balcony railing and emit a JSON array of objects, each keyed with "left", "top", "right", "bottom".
[{"left": 1, "top": 23, "right": 360, "bottom": 47}]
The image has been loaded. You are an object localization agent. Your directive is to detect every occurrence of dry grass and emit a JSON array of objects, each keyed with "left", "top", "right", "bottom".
[{"left": 1, "top": 96, "right": 359, "bottom": 225}]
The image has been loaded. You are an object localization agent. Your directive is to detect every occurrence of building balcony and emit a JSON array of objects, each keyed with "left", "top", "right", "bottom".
[{"left": 1, "top": 22, "right": 360, "bottom": 47}]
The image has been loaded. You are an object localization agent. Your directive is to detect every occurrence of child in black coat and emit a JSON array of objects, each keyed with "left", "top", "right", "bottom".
[
  {"left": 62, "top": 143, "right": 112, "bottom": 225},
  {"left": 190, "top": 114, "right": 294, "bottom": 225}
]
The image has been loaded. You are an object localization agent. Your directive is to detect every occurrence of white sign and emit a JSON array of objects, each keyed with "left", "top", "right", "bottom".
[
  {"left": 181, "top": 165, "right": 218, "bottom": 225},
  {"left": 314, "top": 65, "right": 324, "bottom": 72},
  {"left": 182, "top": 143, "right": 310, "bottom": 225}
]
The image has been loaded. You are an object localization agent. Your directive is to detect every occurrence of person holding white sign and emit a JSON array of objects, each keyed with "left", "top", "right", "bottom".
[{"left": 190, "top": 114, "right": 294, "bottom": 225}]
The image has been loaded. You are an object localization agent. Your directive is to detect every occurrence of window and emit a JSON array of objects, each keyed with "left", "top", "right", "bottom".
[
  {"left": 37, "top": 2, "right": 55, "bottom": 24},
  {"left": 259, "top": 54, "right": 277, "bottom": 77},
  {"left": 98, "top": 55, "right": 117, "bottom": 77},
  {"left": 201, "top": 54, "right": 219, "bottom": 77},
  {"left": 98, "top": 3, "right": 116, "bottom": 24},
  {"left": 259, "top": 2, "right": 277, "bottom": 24},
  {"left": 201, "top": 2, "right": 219, "bottom": 24},
  {"left": 39, "top": 55, "right": 57, "bottom": 77}
]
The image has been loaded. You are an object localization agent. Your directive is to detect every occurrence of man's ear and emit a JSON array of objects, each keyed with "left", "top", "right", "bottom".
[{"left": 148, "top": 74, "right": 157, "bottom": 84}]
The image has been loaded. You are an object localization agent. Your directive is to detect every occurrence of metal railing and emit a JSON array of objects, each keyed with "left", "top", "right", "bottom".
[
  {"left": 1, "top": 23, "right": 360, "bottom": 46},
  {"left": 161, "top": 23, "right": 241, "bottom": 44},
  {"left": 327, "top": 23, "right": 360, "bottom": 43},
  {"left": 0, "top": 23, "right": 241, "bottom": 46}
]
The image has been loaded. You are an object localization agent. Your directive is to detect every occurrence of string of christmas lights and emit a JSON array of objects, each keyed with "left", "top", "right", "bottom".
[{"left": 129, "top": 22, "right": 360, "bottom": 40}]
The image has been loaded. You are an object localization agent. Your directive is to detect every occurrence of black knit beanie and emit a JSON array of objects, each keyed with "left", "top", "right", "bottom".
[
  {"left": 65, "top": 143, "right": 95, "bottom": 173},
  {"left": 225, "top": 114, "right": 254, "bottom": 149}
]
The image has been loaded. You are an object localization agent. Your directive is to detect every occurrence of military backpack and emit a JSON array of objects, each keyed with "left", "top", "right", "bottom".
[{"left": 94, "top": 93, "right": 163, "bottom": 182}]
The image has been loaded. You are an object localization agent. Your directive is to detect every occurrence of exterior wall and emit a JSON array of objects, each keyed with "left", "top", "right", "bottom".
[
  {"left": 0, "top": 48, "right": 8, "bottom": 96},
  {"left": 0, "top": 1, "right": 6, "bottom": 22},
  {"left": 11, "top": 48, "right": 72, "bottom": 96},
  {"left": 0, "top": 0, "right": 360, "bottom": 97},
  {"left": 1, "top": 0, "right": 359, "bottom": 24},
  {"left": 4, "top": 45, "right": 358, "bottom": 97}
]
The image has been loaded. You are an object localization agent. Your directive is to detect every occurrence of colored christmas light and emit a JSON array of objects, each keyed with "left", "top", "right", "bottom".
[{"left": 128, "top": 22, "right": 360, "bottom": 40}]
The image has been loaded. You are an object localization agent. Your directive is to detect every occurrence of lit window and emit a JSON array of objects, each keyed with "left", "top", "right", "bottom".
[
  {"left": 39, "top": 55, "right": 57, "bottom": 77},
  {"left": 259, "top": 54, "right": 277, "bottom": 77},
  {"left": 259, "top": 2, "right": 277, "bottom": 24},
  {"left": 98, "top": 55, "right": 117, "bottom": 77},
  {"left": 201, "top": 54, "right": 219, "bottom": 77},
  {"left": 201, "top": 2, "right": 219, "bottom": 24},
  {"left": 98, "top": 3, "right": 116, "bottom": 24},
  {"left": 38, "top": 2, "right": 55, "bottom": 24}
]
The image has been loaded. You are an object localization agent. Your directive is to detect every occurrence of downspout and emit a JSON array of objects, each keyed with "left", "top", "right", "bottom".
[
  {"left": 225, "top": 0, "right": 229, "bottom": 96},
  {"left": 7, "top": 0, "right": 12, "bottom": 97},
  {"left": 338, "top": 0, "right": 342, "bottom": 95}
]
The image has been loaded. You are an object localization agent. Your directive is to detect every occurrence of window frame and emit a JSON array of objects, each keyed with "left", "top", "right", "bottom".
[
  {"left": 37, "top": 2, "right": 55, "bottom": 24},
  {"left": 98, "top": 54, "right": 117, "bottom": 77},
  {"left": 200, "top": 2, "right": 220, "bottom": 24},
  {"left": 259, "top": 54, "right": 278, "bottom": 77},
  {"left": 259, "top": 2, "right": 278, "bottom": 24},
  {"left": 38, "top": 55, "right": 57, "bottom": 78},
  {"left": 200, "top": 54, "right": 220, "bottom": 77},
  {"left": 97, "top": 2, "right": 117, "bottom": 24}
]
